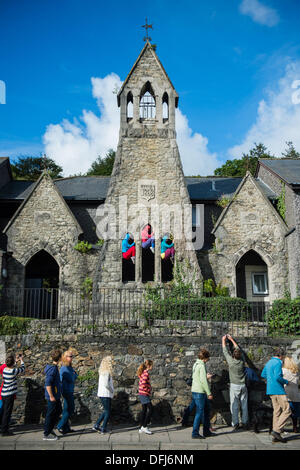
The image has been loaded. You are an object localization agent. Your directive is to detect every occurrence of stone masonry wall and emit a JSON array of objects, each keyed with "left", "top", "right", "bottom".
[
  {"left": 213, "top": 174, "right": 289, "bottom": 300},
  {"left": 4, "top": 174, "right": 99, "bottom": 291},
  {"left": 2, "top": 332, "right": 299, "bottom": 427}
]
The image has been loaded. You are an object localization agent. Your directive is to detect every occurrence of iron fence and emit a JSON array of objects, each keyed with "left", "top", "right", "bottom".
[{"left": 0, "top": 286, "right": 282, "bottom": 337}]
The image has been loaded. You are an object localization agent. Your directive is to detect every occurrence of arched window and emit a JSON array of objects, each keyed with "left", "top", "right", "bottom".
[
  {"left": 140, "top": 82, "right": 156, "bottom": 119},
  {"left": 127, "top": 91, "right": 133, "bottom": 120},
  {"left": 162, "top": 92, "right": 169, "bottom": 121}
]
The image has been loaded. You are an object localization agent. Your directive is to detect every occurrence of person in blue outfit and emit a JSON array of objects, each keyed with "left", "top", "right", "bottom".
[
  {"left": 122, "top": 233, "right": 136, "bottom": 264},
  {"left": 57, "top": 349, "right": 78, "bottom": 435},
  {"left": 161, "top": 234, "right": 175, "bottom": 261},
  {"left": 261, "top": 348, "right": 291, "bottom": 444},
  {"left": 43, "top": 349, "right": 62, "bottom": 441}
]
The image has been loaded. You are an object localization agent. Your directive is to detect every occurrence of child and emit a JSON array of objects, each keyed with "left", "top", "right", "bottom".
[
  {"left": 43, "top": 349, "right": 62, "bottom": 441},
  {"left": 122, "top": 233, "right": 136, "bottom": 264},
  {"left": 282, "top": 356, "right": 300, "bottom": 433},
  {"left": 1, "top": 354, "right": 25, "bottom": 436},
  {"left": 93, "top": 356, "right": 114, "bottom": 434},
  {"left": 137, "top": 360, "right": 153, "bottom": 435}
]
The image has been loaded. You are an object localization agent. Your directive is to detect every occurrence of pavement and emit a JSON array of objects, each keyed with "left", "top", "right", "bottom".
[{"left": 1, "top": 423, "right": 300, "bottom": 450}]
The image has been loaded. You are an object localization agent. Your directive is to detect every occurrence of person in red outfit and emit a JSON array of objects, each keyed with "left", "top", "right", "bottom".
[{"left": 137, "top": 360, "right": 153, "bottom": 435}]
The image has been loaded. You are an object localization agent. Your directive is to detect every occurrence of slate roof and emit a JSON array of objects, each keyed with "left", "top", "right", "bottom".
[
  {"left": 0, "top": 175, "right": 277, "bottom": 202},
  {"left": 259, "top": 159, "right": 300, "bottom": 186}
]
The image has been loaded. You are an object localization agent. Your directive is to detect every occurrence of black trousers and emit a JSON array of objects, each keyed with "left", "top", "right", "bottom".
[
  {"left": 141, "top": 402, "right": 153, "bottom": 428},
  {"left": 44, "top": 400, "right": 62, "bottom": 436},
  {"left": 1, "top": 395, "right": 15, "bottom": 434}
]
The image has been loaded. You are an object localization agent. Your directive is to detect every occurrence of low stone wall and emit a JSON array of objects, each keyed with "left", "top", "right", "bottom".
[{"left": 1, "top": 332, "right": 300, "bottom": 427}]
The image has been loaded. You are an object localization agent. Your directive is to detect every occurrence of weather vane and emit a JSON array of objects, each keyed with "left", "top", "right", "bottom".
[{"left": 142, "top": 18, "right": 153, "bottom": 42}]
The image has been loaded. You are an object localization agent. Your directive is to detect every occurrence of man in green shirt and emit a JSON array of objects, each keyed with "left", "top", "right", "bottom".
[{"left": 222, "top": 334, "right": 249, "bottom": 431}]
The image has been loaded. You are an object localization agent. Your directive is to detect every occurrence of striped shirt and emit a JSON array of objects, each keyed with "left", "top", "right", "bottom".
[
  {"left": 1, "top": 361, "right": 25, "bottom": 397},
  {"left": 138, "top": 369, "right": 151, "bottom": 396}
]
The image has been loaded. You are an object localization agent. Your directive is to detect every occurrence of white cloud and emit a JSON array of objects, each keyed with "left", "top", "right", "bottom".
[
  {"left": 43, "top": 73, "right": 122, "bottom": 176},
  {"left": 229, "top": 60, "right": 300, "bottom": 158},
  {"left": 239, "top": 0, "right": 279, "bottom": 27},
  {"left": 43, "top": 73, "right": 220, "bottom": 176},
  {"left": 176, "top": 109, "right": 220, "bottom": 175}
]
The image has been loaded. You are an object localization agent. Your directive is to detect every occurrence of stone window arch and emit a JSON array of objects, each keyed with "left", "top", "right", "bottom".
[
  {"left": 139, "top": 81, "right": 156, "bottom": 119},
  {"left": 162, "top": 92, "right": 169, "bottom": 121},
  {"left": 127, "top": 91, "right": 133, "bottom": 121}
]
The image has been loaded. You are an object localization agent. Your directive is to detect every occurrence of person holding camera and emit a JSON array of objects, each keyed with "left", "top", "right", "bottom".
[
  {"left": 222, "top": 334, "right": 249, "bottom": 431},
  {"left": 1, "top": 353, "right": 25, "bottom": 436}
]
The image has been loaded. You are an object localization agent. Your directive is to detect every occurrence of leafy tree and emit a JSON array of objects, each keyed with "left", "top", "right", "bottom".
[
  {"left": 86, "top": 149, "right": 115, "bottom": 176},
  {"left": 11, "top": 155, "right": 63, "bottom": 180},
  {"left": 281, "top": 141, "right": 300, "bottom": 159},
  {"left": 214, "top": 143, "right": 274, "bottom": 177}
]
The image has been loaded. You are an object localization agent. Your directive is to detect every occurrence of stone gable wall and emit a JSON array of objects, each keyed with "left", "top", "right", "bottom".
[{"left": 213, "top": 176, "right": 289, "bottom": 300}]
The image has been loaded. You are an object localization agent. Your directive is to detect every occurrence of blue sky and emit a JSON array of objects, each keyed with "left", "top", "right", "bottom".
[{"left": 1, "top": 0, "right": 300, "bottom": 175}]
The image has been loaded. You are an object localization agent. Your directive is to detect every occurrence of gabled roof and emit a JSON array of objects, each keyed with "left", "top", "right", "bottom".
[
  {"left": 212, "top": 171, "right": 288, "bottom": 235},
  {"left": 0, "top": 175, "right": 277, "bottom": 203},
  {"left": 3, "top": 171, "right": 83, "bottom": 234},
  {"left": 117, "top": 41, "right": 179, "bottom": 107},
  {"left": 0, "top": 156, "right": 12, "bottom": 180},
  {"left": 258, "top": 158, "right": 300, "bottom": 186}
]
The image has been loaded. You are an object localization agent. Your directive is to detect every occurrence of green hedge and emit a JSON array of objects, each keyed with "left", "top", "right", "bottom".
[
  {"left": 141, "top": 296, "right": 251, "bottom": 322},
  {"left": 0, "top": 316, "right": 31, "bottom": 335},
  {"left": 265, "top": 298, "right": 300, "bottom": 336}
]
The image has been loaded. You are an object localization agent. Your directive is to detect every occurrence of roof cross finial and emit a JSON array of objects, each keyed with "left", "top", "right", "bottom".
[{"left": 142, "top": 18, "right": 153, "bottom": 42}]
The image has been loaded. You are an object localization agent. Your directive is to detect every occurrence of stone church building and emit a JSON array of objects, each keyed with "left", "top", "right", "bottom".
[{"left": 0, "top": 41, "right": 300, "bottom": 315}]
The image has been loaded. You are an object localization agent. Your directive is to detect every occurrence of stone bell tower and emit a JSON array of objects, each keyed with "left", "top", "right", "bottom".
[{"left": 95, "top": 40, "right": 202, "bottom": 287}]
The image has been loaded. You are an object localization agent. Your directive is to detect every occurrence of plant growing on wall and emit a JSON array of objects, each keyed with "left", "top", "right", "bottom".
[
  {"left": 81, "top": 277, "right": 93, "bottom": 300},
  {"left": 74, "top": 240, "right": 92, "bottom": 253},
  {"left": 276, "top": 182, "right": 286, "bottom": 222},
  {"left": 216, "top": 195, "right": 232, "bottom": 209},
  {"left": 96, "top": 239, "right": 104, "bottom": 247}
]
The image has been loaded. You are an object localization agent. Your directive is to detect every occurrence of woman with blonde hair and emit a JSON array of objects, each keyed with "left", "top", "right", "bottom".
[
  {"left": 283, "top": 356, "right": 300, "bottom": 432},
  {"left": 92, "top": 356, "right": 114, "bottom": 434},
  {"left": 137, "top": 360, "right": 153, "bottom": 435},
  {"left": 57, "top": 349, "right": 78, "bottom": 435}
]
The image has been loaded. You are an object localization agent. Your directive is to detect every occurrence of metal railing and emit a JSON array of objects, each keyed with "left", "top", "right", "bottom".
[{"left": 0, "top": 286, "right": 280, "bottom": 337}]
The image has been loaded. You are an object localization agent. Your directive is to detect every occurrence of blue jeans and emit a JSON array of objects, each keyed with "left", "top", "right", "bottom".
[
  {"left": 95, "top": 397, "right": 111, "bottom": 431},
  {"left": 192, "top": 392, "right": 210, "bottom": 437},
  {"left": 57, "top": 394, "right": 75, "bottom": 433},
  {"left": 142, "top": 238, "right": 155, "bottom": 249}
]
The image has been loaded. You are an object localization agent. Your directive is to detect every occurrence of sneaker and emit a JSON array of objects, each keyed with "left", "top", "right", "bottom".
[
  {"left": 232, "top": 424, "right": 240, "bottom": 432},
  {"left": 271, "top": 431, "right": 287, "bottom": 443},
  {"left": 192, "top": 434, "right": 205, "bottom": 439},
  {"left": 100, "top": 428, "right": 108, "bottom": 434},
  {"left": 43, "top": 434, "right": 58, "bottom": 441},
  {"left": 139, "top": 426, "right": 152, "bottom": 435},
  {"left": 92, "top": 425, "right": 100, "bottom": 432}
]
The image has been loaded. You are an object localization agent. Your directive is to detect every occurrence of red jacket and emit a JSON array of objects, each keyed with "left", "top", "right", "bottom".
[
  {"left": 138, "top": 369, "right": 151, "bottom": 396},
  {"left": 0, "top": 364, "right": 6, "bottom": 400}
]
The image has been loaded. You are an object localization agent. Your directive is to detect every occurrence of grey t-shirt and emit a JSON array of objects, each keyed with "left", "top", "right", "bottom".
[{"left": 223, "top": 347, "right": 246, "bottom": 385}]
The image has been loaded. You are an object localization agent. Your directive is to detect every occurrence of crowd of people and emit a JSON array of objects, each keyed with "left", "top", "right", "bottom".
[{"left": 0, "top": 335, "right": 299, "bottom": 443}]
